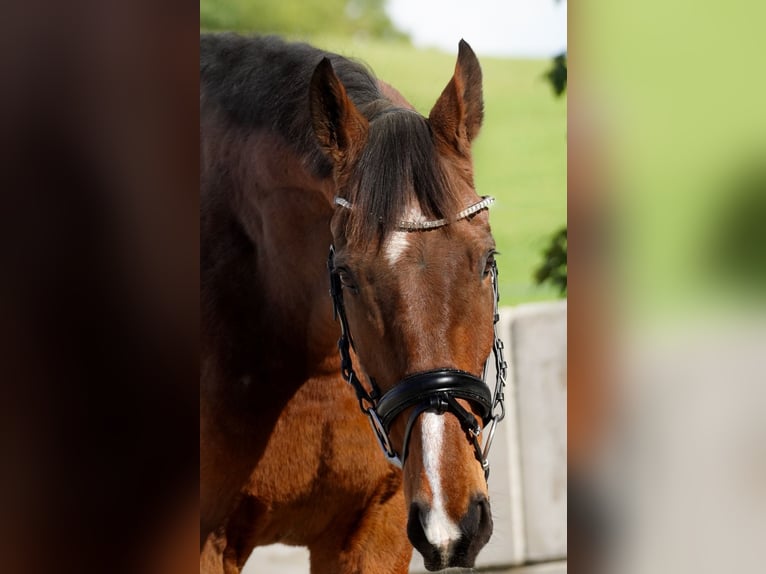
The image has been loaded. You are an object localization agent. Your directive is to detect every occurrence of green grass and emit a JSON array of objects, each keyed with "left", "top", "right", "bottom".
[{"left": 309, "top": 37, "right": 567, "bottom": 305}]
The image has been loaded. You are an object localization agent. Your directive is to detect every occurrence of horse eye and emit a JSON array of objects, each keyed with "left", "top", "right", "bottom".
[{"left": 337, "top": 269, "right": 357, "bottom": 291}]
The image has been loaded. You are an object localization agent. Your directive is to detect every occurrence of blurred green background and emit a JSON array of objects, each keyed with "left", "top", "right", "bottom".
[
  {"left": 201, "top": 0, "right": 567, "bottom": 305},
  {"left": 581, "top": 0, "right": 766, "bottom": 318}
]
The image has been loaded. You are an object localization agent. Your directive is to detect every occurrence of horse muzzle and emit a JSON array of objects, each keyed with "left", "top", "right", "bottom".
[{"left": 407, "top": 494, "right": 493, "bottom": 571}]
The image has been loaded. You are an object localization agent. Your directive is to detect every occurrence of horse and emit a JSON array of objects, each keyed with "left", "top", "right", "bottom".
[{"left": 200, "top": 33, "right": 506, "bottom": 571}]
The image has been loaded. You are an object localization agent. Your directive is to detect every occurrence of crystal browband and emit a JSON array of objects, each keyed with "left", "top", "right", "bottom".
[{"left": 334, "top": 195, "right": 495, "bottom": 231}]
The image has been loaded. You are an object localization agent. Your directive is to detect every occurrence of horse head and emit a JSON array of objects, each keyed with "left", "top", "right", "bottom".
[{"left": 310, "top": 40, "right": 503, "bottom": 571}]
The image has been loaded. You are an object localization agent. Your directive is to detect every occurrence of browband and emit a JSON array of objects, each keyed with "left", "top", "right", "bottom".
[{"left": 334, "top": 196, "right": 495, "bottom": 231}]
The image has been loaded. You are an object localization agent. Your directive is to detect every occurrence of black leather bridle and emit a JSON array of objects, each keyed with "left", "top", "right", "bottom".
[{"left": 327, "top": 245, "right": 507, "bottom": 480}]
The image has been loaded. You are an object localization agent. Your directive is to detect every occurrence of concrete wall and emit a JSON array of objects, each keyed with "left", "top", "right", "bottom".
[{"left": 243, "top": 301, "right": 567, "bottom": 573}]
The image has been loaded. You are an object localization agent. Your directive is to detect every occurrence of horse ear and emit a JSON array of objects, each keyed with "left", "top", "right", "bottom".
[
  {"left": 310, "top": 57, "right": 368, "bottom": 165},
  {"left": 429, "top": 39, "right": 484, "bottom": 152}
]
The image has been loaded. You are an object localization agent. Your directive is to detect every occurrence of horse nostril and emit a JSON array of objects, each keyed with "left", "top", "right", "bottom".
[
  {"left": 456, "top": 495, "right": 493, "bottom": 558},
  {"left": 462, "top": 496, "right": 485, "bottom": 535},
  {"left": 406, "top": 501, "right": 429, "bottom": 549},
  {"left": 407, "top": 501, "right": 453, "bottom": 571}
]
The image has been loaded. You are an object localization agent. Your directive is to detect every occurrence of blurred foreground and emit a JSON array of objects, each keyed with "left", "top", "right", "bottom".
[{"left": 570, "top": 2, "right": 766, "bottom": 573}]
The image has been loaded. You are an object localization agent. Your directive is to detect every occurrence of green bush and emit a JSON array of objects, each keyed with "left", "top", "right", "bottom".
[{"left": 534, "top": 227, "right": 567, "bottom": 297}]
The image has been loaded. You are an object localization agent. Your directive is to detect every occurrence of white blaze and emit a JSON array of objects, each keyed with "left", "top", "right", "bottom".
[
  {"left": 421, "top": 412, "right": 461, "bottom": 549},
  {"left": 384, "top": 231, "right": 410, "bottom": 266},
  {"left": 384, "top": 203, "right": 426, "bottom": 266}
]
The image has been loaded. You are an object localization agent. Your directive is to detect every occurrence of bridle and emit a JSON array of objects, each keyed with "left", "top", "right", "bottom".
[{"left": 327, "top": 196, "right": 507, "bottom": 480}]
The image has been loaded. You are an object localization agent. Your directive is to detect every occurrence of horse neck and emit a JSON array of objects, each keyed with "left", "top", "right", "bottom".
[{"left": 234, "top": 131, "right": 340, "bottom": 371}]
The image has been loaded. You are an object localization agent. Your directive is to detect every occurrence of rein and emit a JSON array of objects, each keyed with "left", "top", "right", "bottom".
[{"left": 326, "top": 199, "right": 507, "bottom": 480}]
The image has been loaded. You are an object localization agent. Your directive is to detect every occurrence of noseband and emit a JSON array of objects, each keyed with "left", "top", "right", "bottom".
[{"left": 327, "top": 205, "right": 507, "bottom": 480}]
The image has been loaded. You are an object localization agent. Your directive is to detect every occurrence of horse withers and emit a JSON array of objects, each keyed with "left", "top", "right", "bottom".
[{"left": 200, "top": 33, "right": 504, "bottom": 571}]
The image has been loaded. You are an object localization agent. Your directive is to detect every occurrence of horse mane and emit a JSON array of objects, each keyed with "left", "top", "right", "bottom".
[
  {"left": 200, "top": 33, "right": 379, "bottom": 179},
  {"left": 200, "top": 33, "right": 459, "bottom": 244}
]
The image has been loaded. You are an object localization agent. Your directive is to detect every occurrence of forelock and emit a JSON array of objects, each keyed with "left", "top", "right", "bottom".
[{"left": 341, "top": 108, "right": 459, "bottom": 244}]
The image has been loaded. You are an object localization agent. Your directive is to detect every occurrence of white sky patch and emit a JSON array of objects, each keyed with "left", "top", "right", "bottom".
[
  {"left": 421, "top": 413, "right": 461, "bottom": 549},
  {"left": 386, "top": 0, "right": 567, "bottom": 58}
]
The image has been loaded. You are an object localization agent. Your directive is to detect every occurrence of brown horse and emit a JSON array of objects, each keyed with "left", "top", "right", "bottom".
[{"left": 200, "top": 34, "right": 505, "bottom": 571}]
